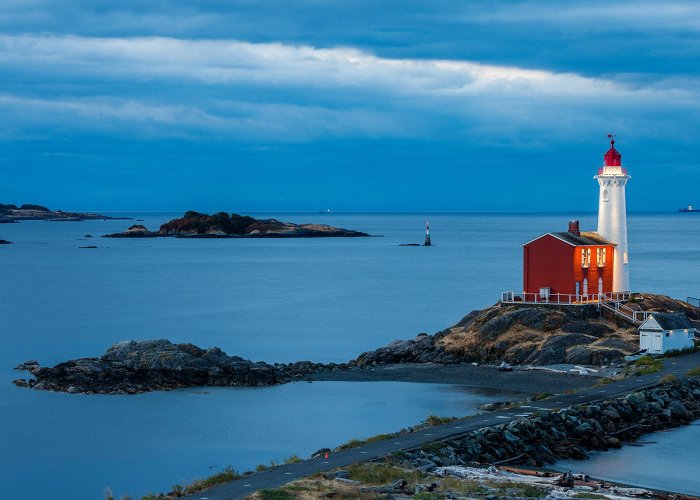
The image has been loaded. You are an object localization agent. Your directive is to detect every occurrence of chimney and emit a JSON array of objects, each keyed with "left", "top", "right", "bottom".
[{"left": 568, "top": 220, "right": 581, "bottom": 236}]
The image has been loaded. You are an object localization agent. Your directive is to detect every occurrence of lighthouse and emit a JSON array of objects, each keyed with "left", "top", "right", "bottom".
[
  {"left": 595, "top": 135, "right": 630, "bottom": 292},
  {"left": 424, "top": 221, "right": 431, "bottom": 246}
]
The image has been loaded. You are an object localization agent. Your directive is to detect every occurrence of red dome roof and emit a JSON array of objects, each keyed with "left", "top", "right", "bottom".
[{"left": 604, "top": 137, "right": 622, "bottom": 166}]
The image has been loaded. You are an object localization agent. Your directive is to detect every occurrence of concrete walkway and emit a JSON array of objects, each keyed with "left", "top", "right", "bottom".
[{"left": 185, "top": 351, "right": 700, "bottom": 500}]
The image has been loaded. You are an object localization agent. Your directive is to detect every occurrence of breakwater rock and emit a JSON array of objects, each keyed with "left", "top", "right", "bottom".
[
  {"left": 104, "top": 211, "right": 369, "bottom": 238},
  {"left": 12, "top": 340, "right": 341, "bottom": 394},
  {"left": 395, "top": 379, "right": 700, "bottom": 471},
  {"left": 0, "top": 239, "right": 12, "bottom": 244}
]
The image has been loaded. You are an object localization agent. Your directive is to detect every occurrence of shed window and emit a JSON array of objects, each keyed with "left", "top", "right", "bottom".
[
  {"left": 581, "top": 248, "right": 591, "bottom": 268},
  {"left": 597, "top": 248, "right": 606, "bottom": 267}
]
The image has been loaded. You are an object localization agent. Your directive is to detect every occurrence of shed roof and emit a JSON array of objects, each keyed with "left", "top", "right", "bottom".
[
  {"left": 524, "top": 231, "right": 614, "bottom": 247},
  {"left": 641, "top": 312, "right": 695, "bottom": 331}
]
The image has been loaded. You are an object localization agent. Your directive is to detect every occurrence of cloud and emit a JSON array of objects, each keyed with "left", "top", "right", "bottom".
[{"left": 0, "top": 34, "right": 698, "bottom": 144}]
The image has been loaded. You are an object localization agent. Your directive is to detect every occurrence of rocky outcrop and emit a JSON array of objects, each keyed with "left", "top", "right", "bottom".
[
  {"left": 394, "top": 379, "right": 700, "bottom": 470},
  {"left": 0, "top": 239, "right": 11, "bottom": 244},
  {"left": 12, "top": 340, "right": 343, "bottom": 394},
  {"left": 103, "top": 211, "right": 369, "bottom": 238},
  {"left": 353, "top": 333, "right": 463, "bottom": 367},
  {"left": 0, "top": 203, "right": 126, "bottom": 222},
  {"left": 438, "top": 294, "right": 700, "bottom": 366},
  {"left": 103, "top": 224, "right": 155, "bottom": 238}
]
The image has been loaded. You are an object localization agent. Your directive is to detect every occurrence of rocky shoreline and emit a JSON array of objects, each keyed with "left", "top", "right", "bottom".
[
  {"left": 13, "top": 340, "right": 336, "bottom": 394},
  {"left": 103, "top": 211, "right": 369, "bottom": 238},
  {"left": 0, "top": 203, "right": 126, "bottom": 222},
  {"left": 160, "top": 379, "right": 700, "bottom": 500},
  {"left": 393, "top": 378, "right": 700, "bottom": 471},
  {"left": 12, "top": 293, "right": 700, "bottom": 395}
]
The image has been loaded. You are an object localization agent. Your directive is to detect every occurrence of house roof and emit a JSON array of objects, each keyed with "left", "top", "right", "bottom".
[
  {"left": 641, "top": 312, "right": 695, "bottom": 331},
  {"left": 524, "top": 231, "right": 614, "bottom": 247}
]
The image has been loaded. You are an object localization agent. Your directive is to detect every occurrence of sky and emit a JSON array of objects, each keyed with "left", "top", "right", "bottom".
[{"left": 0, "top": 1, "right": 699, "bottom": 212}]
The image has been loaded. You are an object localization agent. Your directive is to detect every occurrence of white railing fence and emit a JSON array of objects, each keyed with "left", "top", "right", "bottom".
[{"left": 501, "top": 291, "right": 630, "bottom": 305}]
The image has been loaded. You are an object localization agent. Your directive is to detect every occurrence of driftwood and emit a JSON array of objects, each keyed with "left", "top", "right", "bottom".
[
  {"left": 491, "top": 452, "right": 527, "bottom": 466},
  {"left": 610, "top": 424, "right": 641, "bottom": 436}
]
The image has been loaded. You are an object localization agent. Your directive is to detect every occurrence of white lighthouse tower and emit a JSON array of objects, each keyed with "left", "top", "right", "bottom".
[{"left": 595, "top": 135, "right": 630, "bottom": 292}]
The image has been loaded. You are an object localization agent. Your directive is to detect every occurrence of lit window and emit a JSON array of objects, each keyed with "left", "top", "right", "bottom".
[
  {"left": 596, "top": 247, "right": 606, "bottom": 267},
  {"left": 581, "top": 248, "right": 591, "bottom": 268}
]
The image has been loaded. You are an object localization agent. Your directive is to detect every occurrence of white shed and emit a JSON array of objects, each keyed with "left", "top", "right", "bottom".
[{"left": 638, "top": 313, "right": 696, "bottom": 354}]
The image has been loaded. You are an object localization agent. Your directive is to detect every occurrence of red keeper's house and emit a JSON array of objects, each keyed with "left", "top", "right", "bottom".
[{"left": 523, "top": 220, "right": 615, "bottom": 301}]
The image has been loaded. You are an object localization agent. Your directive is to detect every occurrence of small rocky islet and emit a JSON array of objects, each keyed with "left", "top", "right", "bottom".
[
  {"left": 13, "top": 293, "right": 699, "bottom": 395},
  {"left": 103, "top": 210, "right": 370, "bottom": 238}
]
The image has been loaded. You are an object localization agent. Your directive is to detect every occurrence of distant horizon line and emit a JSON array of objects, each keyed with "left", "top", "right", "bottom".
[{"left": 72, "top": 209, "right": 684, "bottom": 216}]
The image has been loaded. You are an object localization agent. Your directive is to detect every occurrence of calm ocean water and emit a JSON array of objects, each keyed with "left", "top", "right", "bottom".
[{"left": 1, "top": 212, "right": 699, "bottom": 498}]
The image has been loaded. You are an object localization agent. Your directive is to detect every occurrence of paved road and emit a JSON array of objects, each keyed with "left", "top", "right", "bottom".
[{"left": 185, "top": 351, "right": 700, "bottom": 500}]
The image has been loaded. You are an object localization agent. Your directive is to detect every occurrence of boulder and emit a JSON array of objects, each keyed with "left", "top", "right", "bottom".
[
  {"left": 525, "top": 333, "right": 596, "bottom": 365},
  {"left": 103, "top": 224, "right": 156, "bottom": 238},
  {"left": 561, "top": 321, "right": 614, "bottom": 337}
]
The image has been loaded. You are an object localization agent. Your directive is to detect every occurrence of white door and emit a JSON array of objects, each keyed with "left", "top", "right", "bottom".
[
  {"left": 583, "top": 278, "right": 588, "bottom": 298},
  {"left": 598, "top": 277, "right": 603, "bottom": 294},
  {"left": 575, "top": 281, "right": 580, "bottom": 299},
  {"left": 652, "top": 333, "right": 662, "bottom": 353},
  {"left": 640, "top": 333, "right": 649, "bottom": 351}
]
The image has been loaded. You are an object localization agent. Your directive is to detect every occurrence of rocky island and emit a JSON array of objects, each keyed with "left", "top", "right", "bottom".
[
  {"left": 0, "top": 203, "right": 126, "bottom": 222},
  {"left": 13, "top": 293, "right": 699, "bottom": 395},
  {"left": 103, "top": 211, "right": 369, "bottom": 238}
]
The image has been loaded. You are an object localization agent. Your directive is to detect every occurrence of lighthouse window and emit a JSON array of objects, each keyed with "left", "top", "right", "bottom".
[
  {"left": 602, "top": 189, "right": 608, "bottom": 201},
  {"left": 624, "top": 251, "right": 629, "bottom": 264},
  {"left": 581, "top": 248, "right": 591, "bottom": 268},
  {"left": 597, "top": 248, "right": 606, "bottom": 267}
]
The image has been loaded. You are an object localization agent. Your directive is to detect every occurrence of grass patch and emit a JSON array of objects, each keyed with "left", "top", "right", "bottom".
[
  {"left": 573, "top": 493, "right": 608, "bottom": 499},
  {"left": 258, "top": 489, "right": 295, "bottom": 500},
  {"left": 660, "top": 374, "right": 678, "bottom": 384},
  {"left": 634, "top": 356, "right": 662, "bottom": 375},
  {"left": 183, "top": 467, "right": 241, "bottom": 495},
  {"left": 595, "top": 377, "right": 617, "bottom": 386},
  {"left": 425, "top": 414, "right": 457, "bottom": 426},
  {"left": 687, "top": 366, "right": 700, "bottom": 377},
  {"left": 336, "top": 432, "right": 397, "bottom": 450},
  {"left": 284, "top": 455, "right": 302, "bottom": 464},
  {"left": 519, "top": 485, "right": 547, "bottom": 498},
  {"left": 347, "top": 463, "right": 426, "bottom": 485},
  {"left": 530, "top": 392, "right": 551, "bottom": 401},
  {"left": 485, "top": 481, "right": 546, "bottom": 498},
  {"left": 660, "top": 346, "right": 697, "bottom": 358},
  {"left": 440, "top": 477, "right": 485, "bottom": 494}
]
